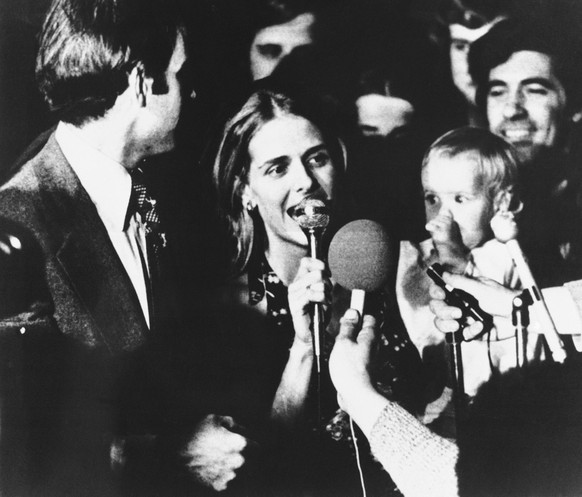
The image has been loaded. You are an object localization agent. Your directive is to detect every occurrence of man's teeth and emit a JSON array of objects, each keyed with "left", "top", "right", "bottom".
[{"left": 504, "top": 129, "right": 531, "bottom": 140}]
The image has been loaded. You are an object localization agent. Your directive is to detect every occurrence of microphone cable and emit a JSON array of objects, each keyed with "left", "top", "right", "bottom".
[{"left": 349, "top": 416, "right": 368, "bottom": 497}]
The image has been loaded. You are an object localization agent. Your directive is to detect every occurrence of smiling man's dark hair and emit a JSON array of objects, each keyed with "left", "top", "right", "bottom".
[{"left": 469, "top": 17, "right": 582, "bottom": 116}]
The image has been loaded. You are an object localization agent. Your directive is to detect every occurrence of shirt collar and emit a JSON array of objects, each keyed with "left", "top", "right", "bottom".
[{"left": 55, "top": 121, "right": 132, "bottom": 232}]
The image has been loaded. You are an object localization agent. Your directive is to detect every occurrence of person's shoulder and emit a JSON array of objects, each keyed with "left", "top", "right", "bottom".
[
  {"left": 0, "top": 132, "right": 63, "bottom": 223},
  {"left": 1, "top": 131, "right": 60, "bottom": 191}
]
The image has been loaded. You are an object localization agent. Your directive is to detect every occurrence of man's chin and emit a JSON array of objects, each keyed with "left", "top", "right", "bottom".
[
  {"left": 511, "top": 142, "right": 539, "bottom": 166},
  {"left": 147, "top": 138, "right": 176, "bottom": 158}
]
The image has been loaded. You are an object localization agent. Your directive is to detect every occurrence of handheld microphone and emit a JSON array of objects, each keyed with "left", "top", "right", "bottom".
[
  {"left": 491, "top": 210, "right": 566, "bottom": 363},
  {"left": 427, "top": 263, "right": 493, "bottom": 332},
  {"left": 288, "top": 198, "right": 330, "bottom": 373},
  {"left": 328, "top": 219, "right": 393, "bottom": 315},
  {"left": 288, "top": 197, "right": 330, "bottom": 258}
]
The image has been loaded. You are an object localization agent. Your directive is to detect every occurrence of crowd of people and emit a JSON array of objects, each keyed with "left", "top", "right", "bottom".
[{"left": 1, "top": 0, "right": 582, "bottom": 496}]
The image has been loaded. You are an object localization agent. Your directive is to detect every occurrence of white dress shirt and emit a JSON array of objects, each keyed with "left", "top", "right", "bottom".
[{"left": 55, "top": 122, "right": 151, "bottom": 327}]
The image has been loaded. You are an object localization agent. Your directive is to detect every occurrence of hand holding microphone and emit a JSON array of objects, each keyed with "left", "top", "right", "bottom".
[
  {"left": 327, "top": 220, "right": 395, "bottom": 435},
  {"left": 288, "top": 198, "right": 331, "bottom": 373}
]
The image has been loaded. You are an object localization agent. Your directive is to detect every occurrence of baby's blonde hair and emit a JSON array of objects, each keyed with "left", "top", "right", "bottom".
[{"left": 422, "top": 126, "right": 519, "bottom": 210}]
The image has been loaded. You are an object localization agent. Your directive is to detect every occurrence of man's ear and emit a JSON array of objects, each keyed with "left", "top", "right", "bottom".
[{"left": 128, "top": 64, "right": 153, "bottom": 107}]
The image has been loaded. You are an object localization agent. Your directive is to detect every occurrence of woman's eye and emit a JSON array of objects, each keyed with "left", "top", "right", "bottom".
[
  {"left": 306, "top": 152, "right": 331, "bottom": 169},
  {"left": 454, "top": 195, "right": 468, "bottom": 203},
  {"left": 266, "top": 162, "right": 288, "bottom": 177}
]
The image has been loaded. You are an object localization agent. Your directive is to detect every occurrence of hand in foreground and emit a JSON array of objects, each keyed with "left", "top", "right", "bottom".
[
  {"left": 329, "top": 310, "right": 378, "bottom": 413},
  {"left": 182, "top": 414, "right": 252, "bottom": 492},
  {"left": 329, "top": 310, "right": 390, "bottom": 436},
  {"left": 288, "top": 256, "right": 332, "bottom": 344},
  {"left": 428, "top": 272, "right": 517, "bottom": 340}
]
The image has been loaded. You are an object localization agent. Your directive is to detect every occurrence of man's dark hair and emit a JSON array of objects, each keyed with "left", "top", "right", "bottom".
[
  {"left": 469, "top": 17, "right": 582, "bottom": 115},
  {"left": 458, "top": 356, "right": 582, "bottom": 496},
  {"left": 36, "top": 0, "right": 183, "bottom": 125}
]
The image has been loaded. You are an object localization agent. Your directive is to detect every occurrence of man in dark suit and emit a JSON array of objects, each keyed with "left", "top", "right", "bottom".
[{"left": 0, "top": 0, "right": 250, "bottom": 495}]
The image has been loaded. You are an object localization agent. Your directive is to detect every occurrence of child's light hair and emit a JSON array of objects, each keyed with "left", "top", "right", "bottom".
[{"left": 422, "top": 127, "right": 519, "bottom": 209}]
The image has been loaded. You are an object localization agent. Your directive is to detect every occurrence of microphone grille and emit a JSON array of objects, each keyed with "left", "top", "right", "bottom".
[
  {"left": 288, "top": 198, "right": 330, "bottom": 230},
  {"left": 328, "top": 219, "right": 393, "bottom": 292}
]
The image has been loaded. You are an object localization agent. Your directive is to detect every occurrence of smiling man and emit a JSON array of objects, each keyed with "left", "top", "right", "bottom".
[
  {"left": 468, "top": 17, "right": 582, "bottom": 285},
  {"left": 470, "top": 18, "right": 582, "bottom": 169}
]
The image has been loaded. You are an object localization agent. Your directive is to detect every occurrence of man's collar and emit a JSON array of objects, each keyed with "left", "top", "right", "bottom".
[{"left": 55, "top": 122, "right": 132, "bottom": 231}]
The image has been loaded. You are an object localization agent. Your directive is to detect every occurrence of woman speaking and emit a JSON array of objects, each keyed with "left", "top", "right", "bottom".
[{"left": 212, "top": 88, "right": 423, "bottom": 496}]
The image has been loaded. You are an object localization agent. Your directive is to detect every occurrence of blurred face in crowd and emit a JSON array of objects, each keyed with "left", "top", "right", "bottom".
[
  {"left": 243, "top": 114, "right": 337, "bottom": 248},
  {"left": 486, "top": 50, "right": 568, "bottom": 165},
  {"left": 249, "top": 12, "right": 315, "bottom": 80},
  {"left": 422, "top": 152, "right": 493, "bottom": 250},
  {"left": 356, "top": 93, "right": 414, "bottom": 138},
  {"left": 449, "top": 21, "right": 499, "bottom": 105}
]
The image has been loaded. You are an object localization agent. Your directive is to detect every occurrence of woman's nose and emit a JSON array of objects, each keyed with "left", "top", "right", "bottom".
[{"left": 292, "top": 161, "right": 316, "bottom": 192}]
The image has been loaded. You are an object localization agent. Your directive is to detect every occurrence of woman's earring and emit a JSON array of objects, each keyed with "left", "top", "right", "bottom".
[{"left": 244, "top": 200, "right": 255, "bottom": 212}]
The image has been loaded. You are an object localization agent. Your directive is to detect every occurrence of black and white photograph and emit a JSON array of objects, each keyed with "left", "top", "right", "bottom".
[{"left": 2, "top": 0, "right": 582, "bottom": 495}]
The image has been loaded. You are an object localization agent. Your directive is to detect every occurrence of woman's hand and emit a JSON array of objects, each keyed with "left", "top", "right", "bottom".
[{"left": 287, "top": 257, "right": 332, "bottom": 344}]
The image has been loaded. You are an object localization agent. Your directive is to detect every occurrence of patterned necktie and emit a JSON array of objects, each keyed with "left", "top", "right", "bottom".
[
  {"left": 130, "top": 167, "right": 167, "bottom": 327},
  {"left": 131, "top": 168, "right": 167, "bottom": 256}
]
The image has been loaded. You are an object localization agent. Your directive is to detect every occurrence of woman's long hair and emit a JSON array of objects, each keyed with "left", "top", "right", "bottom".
[{"left": 213, "top": 89, "right": 346, "bottom": 274}]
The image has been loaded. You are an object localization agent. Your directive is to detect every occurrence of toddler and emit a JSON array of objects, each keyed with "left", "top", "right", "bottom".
[{"left": 397, "top": 127, "right": 540, "bottom": 421}]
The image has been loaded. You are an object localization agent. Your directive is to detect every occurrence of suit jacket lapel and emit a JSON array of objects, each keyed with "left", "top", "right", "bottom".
[{"left": 38, "top": 137, "right": 149, "bottom": 352}]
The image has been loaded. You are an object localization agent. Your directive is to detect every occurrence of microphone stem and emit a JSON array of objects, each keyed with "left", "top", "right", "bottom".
[
  {"left": 308, "top": 228, "right": 323, "bottom": 430},
  {"left": 446, "top": 330, "right": 466, "bottom": 435},
  {"left": 505, "top": 240, "right": 566, "bottom": 363},
  {"left": 308, "top": 229, "right": 322, "bottom": 372}
]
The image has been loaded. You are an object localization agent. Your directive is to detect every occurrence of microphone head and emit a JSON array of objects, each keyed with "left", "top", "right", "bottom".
[
  {"left": 287, "top": 197, "right": 330, "bottom": 230},
  {"left": 328, "top": 219, "right": 393, "bottom": 292}
]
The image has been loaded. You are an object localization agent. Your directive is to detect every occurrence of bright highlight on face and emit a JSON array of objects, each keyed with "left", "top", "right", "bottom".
[
  {"left": 243, "top": 115, "right": 337, "bottom": 248},
  {"left": 449, "top": 19, "right": 502, "bottom": 105},
  {"left": 249, "top": 12, "right": 315, "bottom": 80},
  {"left": 356, "top": 93, "right": 414, "bottom": 138},
  {"left": 422, "top": 152, "right": 494, "bottom": 250}
]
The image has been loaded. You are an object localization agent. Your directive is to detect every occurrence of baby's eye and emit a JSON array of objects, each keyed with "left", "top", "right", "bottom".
[
  {"left": 424, "top": 193, "right": 438, "bottom": 205},
  {"left": 454, "top": 194, "right": 468, "bottom": 203},
  {"left": 306, "top": 151, "right": 331, "bottom": 169}
]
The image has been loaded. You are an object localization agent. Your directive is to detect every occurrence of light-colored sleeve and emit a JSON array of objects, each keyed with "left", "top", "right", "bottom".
[
  {"left": 465, "top": 239, "right": 521, "bottom": 290},
  {"left": 542, "top": 284, "right": 582, "bottom": 343},
  {"left": 368, "top": 404, "right": 459, "bottom": 497}
]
